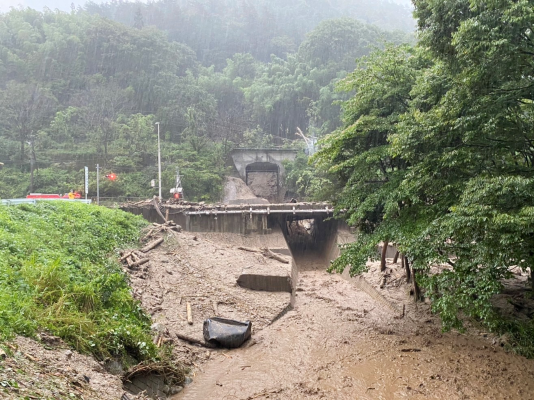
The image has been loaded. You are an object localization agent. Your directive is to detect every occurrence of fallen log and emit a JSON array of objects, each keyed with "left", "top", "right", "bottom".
[
  {"left": 120, "top": 251, "right": 134, "bottom": 262},
  {"left": 130, "top": 258, "right": 149, "bottom": 269},
  {"left": 175, "top": 333, "right": 216, "bottom": 348},
  {"left": 141, "top": 237, "right": 164, "bottom": 253},
  {"left": 261, "top": 248, "right": 289, "bottom": 264},
  {"left": 125, "top": 256, "right": 134, "bottom": 268},
  {"left": 237, "top": 246, "right": 259, "bottom": 253}
]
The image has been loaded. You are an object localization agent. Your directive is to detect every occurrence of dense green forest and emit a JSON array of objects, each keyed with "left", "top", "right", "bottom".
[
  {"left": 311, "top": 0, "right": 534, "bottom": 355},
  {"left": 0, "top": 1, "right": 412, "bottom": 200}
]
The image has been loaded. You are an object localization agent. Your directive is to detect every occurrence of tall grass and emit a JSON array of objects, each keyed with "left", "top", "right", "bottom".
[{"left": 0, "top": 202, "right": 157, "bottom": 363}]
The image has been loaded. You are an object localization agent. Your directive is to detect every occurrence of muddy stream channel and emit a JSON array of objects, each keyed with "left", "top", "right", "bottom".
[{"left": 172, "top": 252, "right": 534, "bottom": 400}]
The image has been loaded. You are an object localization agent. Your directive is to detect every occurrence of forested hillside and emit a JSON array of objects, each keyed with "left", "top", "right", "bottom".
[
  {"left": 0, "top": 3, "right": 412, "bottom": 200},
  {"left": 312, "top": 0, "right": 534, "bottom": 354},
  {"left": 85, "top": 0, "right": 415, "bottom": 68}
]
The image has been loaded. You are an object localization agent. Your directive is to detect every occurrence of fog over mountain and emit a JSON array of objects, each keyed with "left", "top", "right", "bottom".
[
  {"left": 0, "top": 0, "right": 107, "bottom": 12},
  {"left": 1, "top": 0, "right": 413, "bottom": 13}
]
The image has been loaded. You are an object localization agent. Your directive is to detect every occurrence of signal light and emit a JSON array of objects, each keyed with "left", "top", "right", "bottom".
[
  {"left": 106, "top": 173, "right": 117, "bottom": 181},
  {"left": 173, "top": 193, "right": 181, "bottom": 199}
]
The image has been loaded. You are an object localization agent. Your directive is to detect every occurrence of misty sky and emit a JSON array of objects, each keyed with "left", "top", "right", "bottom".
[
  {"left": 0, "top": 0, "right": 413, "bottom": 14},
  {"left": 0, "top": 0, "right": 112, "bottom": 13}
]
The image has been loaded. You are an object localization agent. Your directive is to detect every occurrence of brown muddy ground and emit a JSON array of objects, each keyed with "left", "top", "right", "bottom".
[
  {"left": 169, "top": 242, "right": 534, "bottom": 400},
  {"left": 0, "top": 335, "right": 130, "bottom": 400},
  {"left": 2, "top": 229, "right": 534, "bottom": 400}
]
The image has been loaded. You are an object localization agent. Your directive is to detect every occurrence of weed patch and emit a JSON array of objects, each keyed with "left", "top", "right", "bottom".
[{"left": 0, "top": 202, "right": 157, "bottom": 364}]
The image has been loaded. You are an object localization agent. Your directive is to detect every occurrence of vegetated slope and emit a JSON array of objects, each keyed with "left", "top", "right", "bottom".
[
  {"left": 0, "top": 202, "right": 157, "bottom": 363},
  {"left": 0, "top": 5, "right": 411, "bottom": 201}
]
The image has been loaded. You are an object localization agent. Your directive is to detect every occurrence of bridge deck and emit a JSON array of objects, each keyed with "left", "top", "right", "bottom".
[
  {"left": 122, "top": 200, "right": 333, "bottom": 215},
  {"left": 182, "top": 203, "right": 333, "bottom": 216}
]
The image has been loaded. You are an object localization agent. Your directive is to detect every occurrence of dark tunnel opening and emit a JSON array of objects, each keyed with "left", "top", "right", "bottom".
[{"left": 271, "top": 215, "right": 339, "bottom": 271}]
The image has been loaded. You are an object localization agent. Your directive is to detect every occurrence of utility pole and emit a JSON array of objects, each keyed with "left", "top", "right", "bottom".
[
  {"left": 84, "top": 166, "right": 89, "bottom": 201},
  {"left": 155, "top": 122, "right": 162, "bottom": 200},
  {"left": 28, "top": 138, "right": 36, "bottom": 193},
  {"left": 96, "top": 164, "right": 100, "bottom": 205}
]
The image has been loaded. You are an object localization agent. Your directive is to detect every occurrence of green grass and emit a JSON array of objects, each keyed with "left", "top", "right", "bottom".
[{"left": 0, "top": 202, "right": 157, "bottom": 363}]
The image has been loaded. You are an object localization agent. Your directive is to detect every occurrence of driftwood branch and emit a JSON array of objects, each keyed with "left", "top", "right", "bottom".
[
  {"left": 237, "top": 246, "right": 259, "bottom": 253},
  {"left": 175, "top": 333, "right": 216, "bottom": 348},
  {"left": 120, "top": 251, "right": 134, "bottom": 262},
  {"left": 238, "top": 246, "right": 290, "bottom": 264},
  {"left": 261, "top": 248, "right": 289, "bottom": 264},
  {"left": 152, "top": 198, "right": 167, "bottom": 223},
  {"left": 130, "top": 258, "right": 149, "bottom": 269},
  {"left": 141, "top": 237, "right": 164, "bottom": 253}
]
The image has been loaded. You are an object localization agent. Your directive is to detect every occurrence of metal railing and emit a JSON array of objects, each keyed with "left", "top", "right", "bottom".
[{"left": 1, "top": 199, "right": 92, "bottom": 206}]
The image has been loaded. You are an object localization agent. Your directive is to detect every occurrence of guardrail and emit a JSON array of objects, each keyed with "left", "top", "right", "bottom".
[{"left": 1, "top": 199, "right": 92, "bottom": 206}]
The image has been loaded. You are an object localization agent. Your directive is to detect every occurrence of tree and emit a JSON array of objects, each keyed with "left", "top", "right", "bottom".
[
  {"left": 75, "top": 80, "right": 134, "bottom": 162},
  {"left": 318, "top": 0, "right": 534, "bottom": 333},
  {"left": 0, "top": 82, "right": 57, "bottom": 164},
  {"left": 133, "top": 7, "right": 144, "bottom": 29},
  {"left": 313, "top": 45, "right": 423, "bottom": 270}
]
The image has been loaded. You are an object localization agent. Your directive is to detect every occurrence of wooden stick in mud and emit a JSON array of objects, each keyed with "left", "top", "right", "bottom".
[
  {"left": 175, "top": 333, "right": 216, "bottom": 348},
  {"left": 237, "top": 246, "right": 260, "bottom": 253},
  {"left": 120, "top": 251, "right": 134, "bottom": 262},
  {"left": 152, "top": 198, "right": 167, "bottom": 223},
  {"left": 141, "top": 237, "right": 164, "bottom": 253},
  {"left": 130, "top": 258, "right": 149, "bottom": 269},
  {"left": 261, "top": 248, "right": 289, "bottom": 264},
  {"left": 186, "top": 302, "right": 193, "bottom": 325}
]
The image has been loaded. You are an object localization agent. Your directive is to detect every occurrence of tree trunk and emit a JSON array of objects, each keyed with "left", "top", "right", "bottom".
[
  {"left": 380, "top": 240, "right": 389, "bottom": 272},
  {"left": 393, "top": 251, "right": 399, "bottom": 264},
  {"left": 20, "top": 139, "right": 25, "bottom": 165},
  {"left": 404, "top": 256, "right": 411, "bottom": 283},
  {"left": 412, "top": 266, "right": 421, "bottom": 302}
]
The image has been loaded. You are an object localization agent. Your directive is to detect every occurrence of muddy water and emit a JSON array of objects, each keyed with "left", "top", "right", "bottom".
[{"left": 174, "top": 267, "right": 534, "bottom": 400}]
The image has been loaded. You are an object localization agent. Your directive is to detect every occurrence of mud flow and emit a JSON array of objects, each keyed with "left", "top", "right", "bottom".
[{"left": 169, "top": 227, "right": 534, "bottom": 400}]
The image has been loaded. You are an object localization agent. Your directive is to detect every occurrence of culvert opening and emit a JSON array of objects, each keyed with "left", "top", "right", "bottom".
[{"left": 278, "top": 216, "right": 339, "bottom": 272}]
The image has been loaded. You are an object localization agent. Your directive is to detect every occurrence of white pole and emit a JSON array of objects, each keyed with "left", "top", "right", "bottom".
[
  {"left": 156, "top": 122, "right": 162, "bottom": 200},
  {"left": 84, "top": 166, "right": 89, "bottom": 200},
  {"left": 96, "top": 164, "right": 100, "bottom": 205}
]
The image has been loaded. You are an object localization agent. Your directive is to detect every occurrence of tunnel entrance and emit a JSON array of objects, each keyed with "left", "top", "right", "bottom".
[{"left": 246, "top": 162, "right": 280, "bottom": 202}]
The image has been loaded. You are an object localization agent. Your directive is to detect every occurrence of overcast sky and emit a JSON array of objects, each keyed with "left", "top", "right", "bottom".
[{"left": 0, "top": 0, "right": 108, "bottom": 13}]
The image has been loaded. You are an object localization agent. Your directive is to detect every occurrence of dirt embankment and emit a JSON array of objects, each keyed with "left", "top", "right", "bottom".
[
  {"left": 222, "top": 177, "right": 269, "bottom": 205},
  {"left": 3, "top": 228, "right": 534, "bottom": 400}
]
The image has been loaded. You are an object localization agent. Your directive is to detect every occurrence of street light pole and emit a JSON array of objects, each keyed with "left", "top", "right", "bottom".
[
  {"left": 96, "top": 164, "right": 100, "bottom": 205},
  {"left": 155, "top": 122, "right": 162, "bottom": 200}
]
